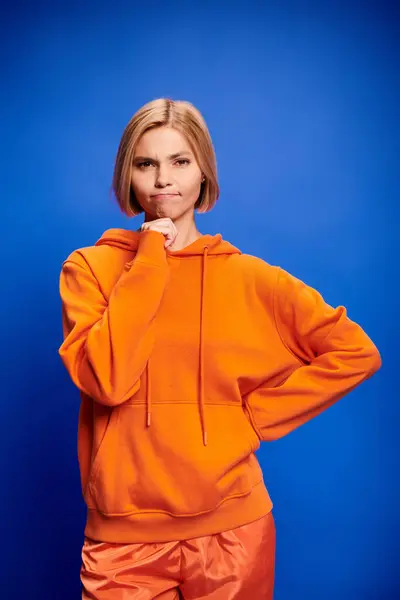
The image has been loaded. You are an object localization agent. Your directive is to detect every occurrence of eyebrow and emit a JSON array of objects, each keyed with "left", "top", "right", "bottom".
[{"left": 133, "top": 151, "right": 192, "bottom": 162}]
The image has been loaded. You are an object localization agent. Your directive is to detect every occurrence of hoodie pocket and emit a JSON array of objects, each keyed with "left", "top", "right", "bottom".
[
  {"left": 84, "top": 407, "right": 121, "bottom": 508},
  {"left": 86, "top": 403, "right": 263, "bottom": 517}
]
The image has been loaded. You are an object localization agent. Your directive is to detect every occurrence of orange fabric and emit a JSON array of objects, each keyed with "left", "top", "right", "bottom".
[
  {"left": 58, "top": 228, "right": 382, "bottom": 543},
  {"left": 81, "top": 511, "right": 276, "bottom": 599}
]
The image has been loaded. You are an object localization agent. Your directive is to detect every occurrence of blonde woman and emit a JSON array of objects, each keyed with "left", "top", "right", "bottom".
[{"left": 58, "top": 98, "right": 382, "bottom": 599}]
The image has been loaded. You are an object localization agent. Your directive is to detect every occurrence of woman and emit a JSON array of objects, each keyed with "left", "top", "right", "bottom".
[{"left": 58, "top": 98, "right": 382, "bottom": 599}]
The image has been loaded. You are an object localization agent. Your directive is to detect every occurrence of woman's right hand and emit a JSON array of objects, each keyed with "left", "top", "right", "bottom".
[{"left": 140, "top": 218, "right": 178, "bottom": 249}]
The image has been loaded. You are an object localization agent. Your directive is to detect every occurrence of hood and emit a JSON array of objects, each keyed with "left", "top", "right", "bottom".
[
  {"left": 95, "top": 227, "right": 241, "bottom": 446},
  {"left": 95, "top": 227, "right": 241, "bottom": 257}
]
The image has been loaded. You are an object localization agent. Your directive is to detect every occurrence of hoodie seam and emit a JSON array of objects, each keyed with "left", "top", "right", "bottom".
[
  {"left": 62, "top": 257, "right": 121, "bottom": 308},
  {"left": 272, "top": 267, "right": 305, "bottom": 367},
  {"left": 133, "top": 259, "right": 168, "bottom": 269},
  {"left": 62, "top": 256, "right": 105, "bottom": 290},
  {"left": 85, "top": 478, "right": 265, "bottom": 518},
  {"left": 166, "top": 255, "right": 216, "bottom": 260},
  {"left": 62, "top": 257, "right": 89, "bottom": 270},
  {"left": 242, "top": 400, "right": 263, "bottom": 440},
  {"left": 118, "top": 401, "right": 250, "bottom": 406}
]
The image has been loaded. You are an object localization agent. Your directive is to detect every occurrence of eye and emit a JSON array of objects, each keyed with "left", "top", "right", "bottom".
[{"left": 136, "top": 158, "right": 190, "bottom": 169}]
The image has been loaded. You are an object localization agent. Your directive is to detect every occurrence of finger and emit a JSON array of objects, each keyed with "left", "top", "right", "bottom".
[{"left": 141, "top": 225, "right": 168, "bottom": 234}]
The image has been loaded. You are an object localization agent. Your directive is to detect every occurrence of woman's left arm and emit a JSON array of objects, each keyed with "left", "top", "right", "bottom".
[{"left": 243, "top": 266, "right": 382, "bottom": 442}]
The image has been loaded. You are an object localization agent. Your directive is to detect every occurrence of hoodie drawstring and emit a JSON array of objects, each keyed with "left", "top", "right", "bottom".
[
  {"left": 146, "top": 359, "right": 152, "bottom": 427},
  {"left": 145, "top": 246, "right": 209, "bottom": 446},
  {"left": 198, "top": 247, "right": 209, "bottom": 446}
]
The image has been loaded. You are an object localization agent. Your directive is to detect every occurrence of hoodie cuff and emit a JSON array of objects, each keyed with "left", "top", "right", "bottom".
[{"left": 135, "top": 229, "right": 168, "bottom": 267}]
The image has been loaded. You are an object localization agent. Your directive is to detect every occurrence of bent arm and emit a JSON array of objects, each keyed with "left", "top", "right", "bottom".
[
  {"left": 244, "top": 267, "right": 382, "bottom": 441},
  {"left": 58, "top": 230, "right": 169, "bottom": 406}
]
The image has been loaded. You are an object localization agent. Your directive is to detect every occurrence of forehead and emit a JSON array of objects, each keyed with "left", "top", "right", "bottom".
[{"left": 134, "top": 127, "right": 193, "bottom": 157}]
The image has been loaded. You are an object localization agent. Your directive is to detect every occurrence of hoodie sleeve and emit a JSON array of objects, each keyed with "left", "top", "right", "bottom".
[
  {"left": 58, "top": 230, "right": 169, "bottom": 407},
  {"left": 244, "top": 266, "right": 382, "bottom": 442}
]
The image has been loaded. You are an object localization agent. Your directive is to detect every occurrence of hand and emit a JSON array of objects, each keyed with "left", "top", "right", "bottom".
[{"left": 140, "top": 218, "right": 178, "bottom": 249}]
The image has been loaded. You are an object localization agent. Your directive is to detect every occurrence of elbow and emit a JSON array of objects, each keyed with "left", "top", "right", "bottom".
[
  {"left": 368, "top": 347, "right": 382, "bottom": 375},
  {"left": 58, "top": 348, "right": 140, "bottom": 407},
  {"left": 80, "top": 379, "right": 140, "bottom": 408},
  {"left": 79, "top": 380, "right": 141, "bottom": 408},
  {"left": 359, "top": 344, "right": 382, "bottom": 379},
  {"left": 98, "top": 389, "right": 136, "bottom": 407},
  {"left": 99, "top": 379, "right": 141, "bottom": 407}
]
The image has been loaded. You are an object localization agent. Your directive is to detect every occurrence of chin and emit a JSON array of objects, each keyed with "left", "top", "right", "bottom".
[
  {"left": 143, "top": 196, "right": 196, "bottom": 221},
  {"left": 155, "top": 204, "right": 189, "bottom": 221}
]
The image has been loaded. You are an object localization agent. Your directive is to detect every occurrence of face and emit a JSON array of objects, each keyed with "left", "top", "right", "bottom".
[{"left": 131, "top": 126, "right": 204, "bottom": 220}]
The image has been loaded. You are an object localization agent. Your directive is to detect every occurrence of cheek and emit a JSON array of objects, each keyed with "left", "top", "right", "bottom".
[
  {"left": 179, "top": 174, "right": 202, "bottom": 193},
  {"left": 131, "top": 175, "right": 149, "bottom": 191}
]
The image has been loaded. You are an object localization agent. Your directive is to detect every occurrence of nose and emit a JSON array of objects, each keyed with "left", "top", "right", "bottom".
[{"left": 155, "top": 164, "right": 173, "bottom": 187}]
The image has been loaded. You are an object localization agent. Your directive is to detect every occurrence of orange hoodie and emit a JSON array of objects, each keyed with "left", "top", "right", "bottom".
[{"left": 58, "top": 228, "right": 382, "bottom": 543}]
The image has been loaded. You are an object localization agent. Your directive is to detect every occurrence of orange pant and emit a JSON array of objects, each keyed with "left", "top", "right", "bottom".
[{"left": 81, "top": 511, "right": 276, "bottom": 599}]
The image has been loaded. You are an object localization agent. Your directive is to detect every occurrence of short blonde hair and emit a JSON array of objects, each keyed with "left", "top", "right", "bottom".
[{"left": 111, "top": 98, "right": 220, "bottom": 217}]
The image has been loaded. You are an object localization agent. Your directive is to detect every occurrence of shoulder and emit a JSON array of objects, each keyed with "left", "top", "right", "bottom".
[
  {"left": 59, "top": 244, "right": 131, "bottom": 297},
  {"left": 62, "top": 245, "right": 94, "bottom": 266},
  {"left": 59, "top": 244, "right": 132, "bottom": 300},
  {"left": 229, "top": 253, "right": 317, "bottom": 306},
  {"left": 230, "top": 252, "right": 280, "bottom": 295},
  {"left": 61, "top": 244, "right": 129, "bottom": 273}
]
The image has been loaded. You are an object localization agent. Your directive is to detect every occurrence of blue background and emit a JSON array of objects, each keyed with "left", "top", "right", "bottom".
[{"left": 2, "top": 1, "right": 397, "bottom": 598}]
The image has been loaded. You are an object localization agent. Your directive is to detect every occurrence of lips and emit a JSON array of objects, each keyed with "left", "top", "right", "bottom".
[{"left": 151, "top": 193, "right": 179, "bottom": 199}]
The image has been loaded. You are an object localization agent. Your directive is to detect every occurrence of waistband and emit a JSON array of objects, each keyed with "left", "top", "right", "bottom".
[{"left": 84, "top": 479, "right": 273, "bottom": 543}]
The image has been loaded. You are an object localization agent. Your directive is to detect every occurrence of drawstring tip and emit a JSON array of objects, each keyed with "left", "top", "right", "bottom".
[
  {"left": 147, "top": 413, "right": 151, "bottom": 427},
  {"left": 203, "top": 431, "right": 208, "bottom": 446}
]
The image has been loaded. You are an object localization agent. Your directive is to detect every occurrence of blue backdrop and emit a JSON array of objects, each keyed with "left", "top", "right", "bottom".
[{"left": 2, "top": 1, "right": 396, "bottom": 598}]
